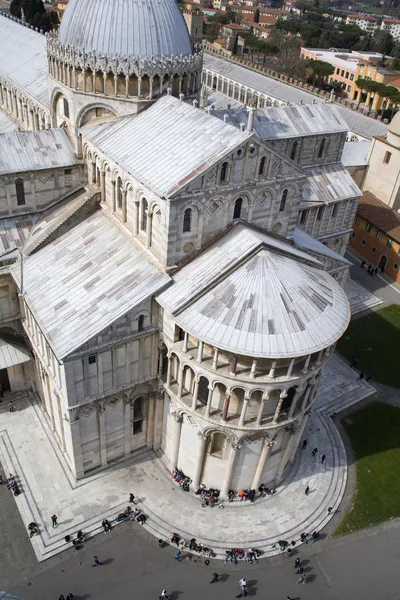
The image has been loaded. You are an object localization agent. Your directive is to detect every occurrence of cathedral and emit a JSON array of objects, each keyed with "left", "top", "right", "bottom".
[{"left": 0, "top": 0, "right": 357, "bottom": 495}]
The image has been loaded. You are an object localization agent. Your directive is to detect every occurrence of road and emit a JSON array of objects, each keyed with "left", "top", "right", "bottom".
[
  {"left": 346, "top": 249, "right": 400, "bottom": 308},
  {"left": 3, "top": 480, "right": 400, "bottom": 600}
]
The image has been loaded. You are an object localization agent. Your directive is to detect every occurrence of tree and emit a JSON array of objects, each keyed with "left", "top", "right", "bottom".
[
  {"left": 10, "top": 0, "right": 57, "bottom": 31},
  {"left": 374, "top": 30, "right": 394, "bottom": 63},
  {"left": 307, "top": 59, "right": 334, "bottom": 86},
  {"left": 275, "top": 37, "right": 308, "bottom": 79}
]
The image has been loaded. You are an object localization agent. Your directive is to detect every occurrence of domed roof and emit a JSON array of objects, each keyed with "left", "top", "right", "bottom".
[
  {"left": 58, "top": 0, "right": 192, "bottom": 58},
  {"left": 389, "top": 110, "right": 400, "bottom": 136},
  {"left": 387, "top": 111, "right": 400, "bottom": 148}
]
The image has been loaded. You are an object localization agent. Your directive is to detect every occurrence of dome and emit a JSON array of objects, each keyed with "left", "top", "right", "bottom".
[
  {"left": 387, "top": 111, "right": 400, "bottom": 148},
  {"left": 58, "top": 0, "right": 192, "bottom": 58}
]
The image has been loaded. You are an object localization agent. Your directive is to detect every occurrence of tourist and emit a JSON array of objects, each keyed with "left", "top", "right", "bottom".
[
  {"left": 305, "top": 485, "right": 310, "bottom": 496},
  {"left": 59, "top": 595, "right": 65, "bottom": 600},
  {"left": 175, "top": 550, "right": 181, "bottom": 561},
  {"left": 102, "top": 519, "right": 111, "bottom": 533},
  {"left": 301, "top": 439, "right": 307, "bottom": 450},
  {"left": 238, "top": 577, "right": 247, "bottom": 597},
  {"left": 159, "top": 590, "right": 169, "bottom": 599},
  {"left": 51, "top": 514, "right": 58, "bottom": 528},
  {"left": 129, "top": 493, "right": 136, "bottom": 503},
  {"left": 92, "top": 556, "right": 101, "bottom": 567},
  {"left": 358, "top": 372, "right": 364, "bottom": 381},
  {"left": 137, "top": 513, "right": 147, "bottom": 525},
  {"left": 327, "top": 506, "right": 333, "bottom": 513},
  {"left": 295, "top": 558, "right": 300, "bottom": 569},
  {"left": 312, "top": 447, "right": 318, "bottom": 457},
  {"left": 249, "top": 489, "right": 256, "bottom": 503},
  {"left": 210, "top": 573, "right": 219, "bottom": 583},
  {"left": 349, "top": 358, "right": 358, "bottom": 369},
  {"left": 361, "top": 260, "right": 365, "bottom": 268},
  {"left": 321, "top": 454, "right": 326, "bottom": 464},
  {"left": 312, "top": 531, "right": 320, "bottom": 542},
  {"left": 9, "top": 400, "right": 14, "bottom": 412},
  {"left": 66, "top": 594, "right": 74, "bottom": 600},
  {"left": 296, "top": 573, "right": 307, "bottom": 584}
]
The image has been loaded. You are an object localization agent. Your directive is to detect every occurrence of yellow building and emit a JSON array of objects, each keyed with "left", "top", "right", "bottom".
[{"left": 349, "top": 61, "right": 400, "bottom": 112}]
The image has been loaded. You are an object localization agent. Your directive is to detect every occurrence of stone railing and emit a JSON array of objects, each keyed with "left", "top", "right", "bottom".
[{"left": 203, "top": 42, "right": 389, "bottom": 124}]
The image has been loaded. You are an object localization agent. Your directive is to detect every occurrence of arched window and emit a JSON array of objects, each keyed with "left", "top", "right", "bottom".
[
  {"left": 220, "top": 161, "right": 229, "bottom": 183},
  {"left": 183, "top": 208, "right": 192, "bottom": 233},
  {"left": 141, "top": 198, "right": 148, "bottom": 232},
  {"left": 15, "top": 178, "right": 25, "bottom": 205},
  {"left": 318, "top": 138, "right": 326, "bottom": 159},
  {"left": 133, "top": 397, "right": 144, "bottom": 435},
  {"left": 116, "top": 176, "right": 123, "bottom": 209},
  {"left": 290, "top": 140, "right": 298, "bottom": 161},
  {"left": 280, "top": 189, "right": 288, "bottom": 212},
  {"left": 138, "top": 315, "right": 145, "bottom": 332},
  {"left": 233, "top": 197, "right": 242, "bottom": 220},
  {"left": 258, "top": 156, "right": 266, "bottom": 175},
  {"left": 63, "top": 97, "right": 69, "bottom": 119}
]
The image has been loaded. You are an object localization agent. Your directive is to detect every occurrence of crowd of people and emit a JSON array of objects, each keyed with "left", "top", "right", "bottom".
[
  {"left": 0, "top": 472, "right": 20, "bottom": 496},
  {"left": 172, "top": 468, "right": 191, "bottom": 492}
]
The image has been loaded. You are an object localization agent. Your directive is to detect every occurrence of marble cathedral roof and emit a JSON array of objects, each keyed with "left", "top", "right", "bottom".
[
  {"left": 13, "top": 210, "right": 169, "bottom": 359},
  {"left": 157, "top": 223, "right": 350, "bottom": 359},
  {"left": 0, "top": 15, "right": 48, "bottom": 107},
  {"left": 81, "top": 94, "right": 253, "bottom": 198},
  {"left": 58, "top": 0, "right": 192, "bottom": 58}
]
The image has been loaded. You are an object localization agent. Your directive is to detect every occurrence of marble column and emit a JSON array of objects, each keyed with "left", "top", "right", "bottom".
[
  {"left": 177, "top": 365, "right": 184, "bottom": 399},
  {"left": 111, "top": 180, "right": 116, "bottom": 212},
  {"left": 192, "top": 433, "right": 207, "bottom": 488},
  {"left": 182, "top": 332, "right": 188, "bottom": 353},
  {"left": 100, "top": 170, "right": 106, "bottom": 203},
  {"left": 205, "top": 386, "right": 213, "bottom": 418},
  {"left": 238, "top": 396, "right": 249, "bottom": 427},
  {"left": 222, "top": 394, "right": 231, "bottom": 421},
  {"left": 122, "top": 190, "right": 127, "bottom": 223},
  {"left": 191, "top": 379, "right": 199, "bottom": 411},
  {"left": 134, "top": 201, "right": 139, "bottom": 235},
  {"left": 146, "top": 213, "right": 152, "bottom": 248},
  {"left": 286, "top": 358, "right": 295, "bottom": 377},
  {"left": 288, "top": 388, "right": 302, "bottom": 418},
  {"left": 221, "top": 444, "right": 238, "bottom": 497},
  {"left": 212, "top": 348, "right": 219, "bottom": 370},
  {"left": 170, "top": 414, "right": 182, "bottom": 471},
  {"left": 250, "top": 359, "right": 257, "bottom": 378},
  {"left": 268, "top": 361, "right": 277, "bottom": 379},
  {"left": 251, "top": 437, "right": 273, "bottom": 489},
  {"left": 166, "top": 355, "right": 172, "bottom": 387},
  {"left": 272, "top": 391, "right": 287, "bottom": 425},
  {"left": 124, "top": 399, "right": 131, "bottom": 456},
  {"left": 146, "top": 394, "right": 156, "bottom": 448},
  {"left": 302, "top": 354, "right": 311, "bottom": 374},
  {"left": 99, "top": 407, "right": 108, "bottom": 467},
  {"left": 197, "top": 340, "right": 204, "bottom": 363}
]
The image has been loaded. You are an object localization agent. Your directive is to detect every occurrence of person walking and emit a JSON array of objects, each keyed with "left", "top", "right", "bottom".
[
  {"left": 92, "top": 556, "right": 101, "bottom": 567},
  {"left": 358, "top": 372, "right": 364, "bottom": 381},
  {"left": 321, "top": 454, "right": 326, "bottom": 464},
  {"left": 175, "top": 550, "right": 181, "bottom": 561},
  {"left": 51, "top": 514, "right": 58, "bottom": 528},
  {"left": 159, "top": 590, "right": 169, "bottom": 599},
  {"left": 312, "top": 447, "right": 318, "bottom": 457},
  {"left": 296, "top": 573, "right": 307, "bottom": 584},
  {"left": 294, "top": 557, "right": 300, "bottom": 569},
  {"left": 8, "top": 400, "right": 14, "bottom": 412},
  {"left": 66, "top": 595, "right": 74, "bottom": 600},
  {"left": 129, "top": 493, "right": 136, "bottom": 503},
  {"left": 59, "top": 596, "right": 65, "bottom": 600},
  {"left": 305, "top": 485, "right": 310, "bottom": 496},
  {"left": 210, "top": 573, "right": 219, "bottom": 583},
  {"left": 301, "top": 439, "right": 307, "bottom": 450},
  {"left": 102, "top": 519, "right": 111, "bottom": 533},
  {"left": 238, "top": 578, "right": 247, "bottom": 597}
]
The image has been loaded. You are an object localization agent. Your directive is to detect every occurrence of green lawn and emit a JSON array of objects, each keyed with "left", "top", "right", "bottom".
[
  {"left": 335, "top": 402, "right": 400, "bottom": 535},
  {"left": 337, "top": 304, "right": 400, "bottom": 388}
]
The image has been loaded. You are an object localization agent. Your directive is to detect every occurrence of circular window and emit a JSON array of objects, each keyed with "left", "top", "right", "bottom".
[
  {"left": 273, "top": 223, "right": 282, "bottom": 232},
  {"left": 249, "top": 146, "right": 256, "bottom": 156},
  {"left": 237, "top": 149, "right": 243, "bottom": 157},
  {"left": 183, "top": 242, "right": 193, "bottom": 253}
]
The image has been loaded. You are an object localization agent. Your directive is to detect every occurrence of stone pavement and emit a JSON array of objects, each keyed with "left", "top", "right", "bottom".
[
  {"left": 344, "top": 278, "right": 382, "bottom": 315},
  {"left": 0, "top": 355, "right": 374, "bottom": 562}
]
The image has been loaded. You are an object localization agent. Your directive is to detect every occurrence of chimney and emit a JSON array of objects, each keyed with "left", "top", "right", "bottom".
[
  {"left": 192, "top": 99, "right": 199, "bottom": 108},
  {"left": 247, "top": 107, "right": 255, "bottom": 132},
  {"left": 167, "top": 87, "right": 172, "bottom": 96},
  {"left": 179, "top": 93, "right": 185, "bottom": 102}
]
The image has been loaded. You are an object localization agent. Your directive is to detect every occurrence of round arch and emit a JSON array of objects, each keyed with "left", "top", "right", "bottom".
[{"left": 75, "top": 102, "right": 118, "bottom": 129}]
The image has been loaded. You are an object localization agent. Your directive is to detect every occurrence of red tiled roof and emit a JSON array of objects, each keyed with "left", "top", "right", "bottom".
[{"left": 357, "top": 191, "right": 400, "bottom": 242}]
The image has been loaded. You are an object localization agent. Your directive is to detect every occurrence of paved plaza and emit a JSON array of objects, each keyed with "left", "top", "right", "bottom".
[
  {"left": 344, "top": 277, "right": 383, "bottom": 315},
  {"left": 0, "top": 354, "right": 374, "bottom": 562}
]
